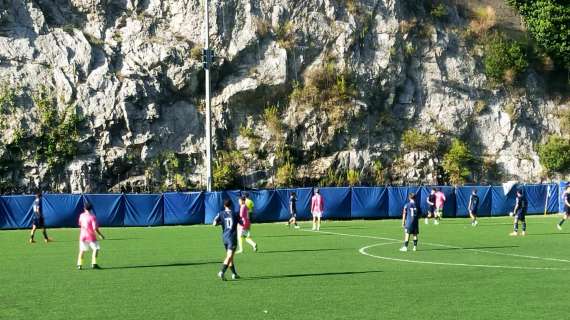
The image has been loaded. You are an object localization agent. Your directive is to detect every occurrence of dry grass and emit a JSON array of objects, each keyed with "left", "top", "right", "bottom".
[{"left": 469, "top": 6, "right": 496, "bottom": 36}]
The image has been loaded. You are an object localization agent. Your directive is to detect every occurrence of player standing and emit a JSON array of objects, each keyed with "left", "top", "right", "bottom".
[
  {"left": 468, "top": 189, "right": 479, "bottom": 226},
  {"left": 77, "top": 202, "right": 105, "bottom": 270},
  {"left": 434, "top": 188, "right": 446, "bottom": 225},
  {"left": 425, "top": 188, "right": 436, "bottom": 224},
  {"left": 244, "top": 192, "right": 254, "bottom": 220},
  {"left": 557, "top": 186, "right": 570, "bottom": 230},
  {"left": 288, "top": 191, "right": 300, "bottom": 229},
  {"left": 236, "top": 196, "right": 258, "bottom": 253},
  {"left": 400, "top": 193, "right": 419, "bottom": 252},
  {"left": 311, "top": 188, "right": 324, "bottom": 231},
  {"left": 213, "top": 199, "right": 243, "bottom": 280},
  {"left": 29, "top": 192, "right": 51, "bottom": 243},
  {"left": 510, "top": 189, "right": 527, "bottom": 236}
]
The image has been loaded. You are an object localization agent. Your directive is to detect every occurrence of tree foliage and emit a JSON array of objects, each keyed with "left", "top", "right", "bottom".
[
  {"left": 483, "top": 32, "right": 528, "bottom": 85},
  {"left": 507, "top": 0, "right": 570, "bottom": 67},
  {"left": 442, "top": 139, "right": 477, "bottom": 184},
  {"left": 538, "top": 135, "right": 570, "bottom": 174}
]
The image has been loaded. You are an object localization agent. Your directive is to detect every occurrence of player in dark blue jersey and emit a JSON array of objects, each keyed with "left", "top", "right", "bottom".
[
  {"left": 400, "top": 193, "right": 420, "bottom": 252},
  {"left": 468, "top": 189, "right": 479, "bottom": 227},
  {"left": 287, "top": 192, "right": 299, "bottom": 229},
  {"left": 424, "top": 188, "right": 436, "bottom": 225},
  {"left": 213, "top": 199, "right": 243, "bottom": 280},
  {"left": 557, "top": 186, "right": 570, "bottom": 230},
  {"left": 510, "top": 189, "right": 527, "bottom": 236},
  {"left": 29, "top": 192, "right": 51, "bottom": 243}
]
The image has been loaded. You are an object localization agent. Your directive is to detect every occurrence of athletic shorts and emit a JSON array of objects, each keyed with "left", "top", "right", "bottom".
[
  {"left": 32, "top": 216, "right": 45, "bottom": 228},
  {"left": 565, "top": 206, "right": 570, "bottom": 215},
  {"left": 312, "top": 211, "right": 322, "bottom": 218},
  {"left": 224, "top": 240, "right": 237, "bottom": 251},
  {"left": 470, "top": 208, "right": 478, "bottom": 215},
  {"left": 405, "top": 222, "right": 419, "bottom": 235},
  {"left": 427, "top": 206, "right": 435, "bottom": 214},
  {"left": 514, "top": 212, "right": 526, "bottom": 221},
  {"left": 79, "top": 241, "right": 100, "bottom": 251}
]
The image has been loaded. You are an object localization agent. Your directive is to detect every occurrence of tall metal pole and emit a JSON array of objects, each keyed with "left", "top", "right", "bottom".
[{"left": 204, "top": 0, "right": 213, "bottom": 191}]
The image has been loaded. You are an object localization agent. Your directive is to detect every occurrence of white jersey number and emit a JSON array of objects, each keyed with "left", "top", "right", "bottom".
[
  {"left": 409, "top": 208, "right": 416, "bottom": 217},
  {"left": 224, "top": 218, "right": 233, "bottom": 229}
]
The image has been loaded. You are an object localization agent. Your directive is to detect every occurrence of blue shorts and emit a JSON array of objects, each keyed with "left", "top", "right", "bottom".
[
  {"left": 405, "top": 222, "right": 419, "bottom": 235},
  {"left": 32, "top": 216, "right": 45, "bottom": 228},
  {"left": 515, "top": 212, "right": 526, "bottom": 221},
  {"left": 224, "top": 239, "right": 237, "bottom": 251},
  {"left": 565, "top": 206, "right": 570, "bottom": 215},
  {"left": 469, "top": 208, "right": 478, "bottom": 215}
]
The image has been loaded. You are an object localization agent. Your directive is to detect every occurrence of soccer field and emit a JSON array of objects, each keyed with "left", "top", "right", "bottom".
[{"left": 2, "top": 216, "right": 569, "bottom": 320}]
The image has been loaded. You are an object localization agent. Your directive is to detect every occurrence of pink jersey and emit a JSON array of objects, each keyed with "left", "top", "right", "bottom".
[
  {"left": 311, "top": 194, "right": 324, "bottom": 214},
  {"left": 78, "top": 211, "right": 98, "bottom": 242},
  {"left": 240, "top": 204, "right": 251, "bottom": 230},
  {"left": 435, "top": 191, "right": 446, "bottom": 208}
]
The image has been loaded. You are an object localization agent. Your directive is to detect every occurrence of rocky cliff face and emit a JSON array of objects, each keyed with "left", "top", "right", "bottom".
[{"left": 0, "top": 0, "right": 567, "bottom": 192}]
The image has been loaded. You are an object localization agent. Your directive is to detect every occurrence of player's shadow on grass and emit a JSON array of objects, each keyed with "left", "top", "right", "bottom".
[
  {"left": 53, "top": 238, "right": 142, "bottom": 243},
  {"left": 420, "top": 245, "right": 518, "bottom": 251},
  {"left": 103, "top": 261, "right": 219, "bottom": 270},
  {"left": 527, "top": 232, "right": 570, "bottom": 236},
  {"left": 261, "top": 233, "right": 333, "bottom": 238},
  {"left": 242, "top": 270, "right": 383, "bottom": 281},
  {"left": 258, "top": 248, "right": 347, "bottom": 254}
]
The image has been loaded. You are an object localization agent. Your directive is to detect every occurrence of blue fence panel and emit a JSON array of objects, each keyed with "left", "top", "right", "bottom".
[
  {"left": 43, "top": 194, "right": 83, "bottom": 227},
  {"left": 523, "top": 184, "right": 550, "bottom": 215},
  {"left": 124, "top": 194, "right": 163, "bottom": 226},
  {"left": 388, "top": 187, "right": 421, "bottom": 217},
  {"left": 0, "top": 195, "right": 35, "bottom": 228},
  {"left": 275, "top": 188, "right": 313, "bottom": 220},
  {"left": 455, "top": 186, "right": 492, "bottom": 217},
  {"left": 351, "top": 187, "right": 388, "bottom": 218},
  {"left": 163, "top": 192, "right": 205, "bottom": 225},
  {"left": 83, "top": 194, "right": 124, "bottom": 227},
  {"left": 317, "top": 187, "right": 351, "bottom": 219},
  {"left": 547, "top": 183, "right": 559, "bottom": 213},
  {"left": 560, "top": 182, "right": 568, "bottom": 213},
  {"left": 204, "top": 192, "right": 224, "bottom": 224},
  {"left": 491, "top": 186, "right": 518, "bottom": 216},
  {"left": 247, "top": 190, "right": 283, "bottom": 222}
]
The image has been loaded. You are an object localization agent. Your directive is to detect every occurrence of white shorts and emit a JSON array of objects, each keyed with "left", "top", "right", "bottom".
[
  {"left": 79, "top": 241, "right": 100, "bottom": 251},
  {"left": 312, "top": 211, "right": 323, "bottom": 218}
]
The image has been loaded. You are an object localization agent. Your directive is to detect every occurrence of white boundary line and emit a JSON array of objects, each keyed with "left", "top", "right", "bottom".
[{"left": 303, "top": 229, "right": 570, "bottom": 270}]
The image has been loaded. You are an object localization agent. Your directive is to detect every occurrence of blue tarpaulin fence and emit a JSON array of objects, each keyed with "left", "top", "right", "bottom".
[{"left": 0, "top": 184, "right": 565, "bottom": 229}]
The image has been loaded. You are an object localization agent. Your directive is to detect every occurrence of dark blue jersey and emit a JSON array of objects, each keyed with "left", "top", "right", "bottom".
[
  {"left": 469, "top": 194, "right": 479, "bottom": 211},
  {"left": 214, "top": 209, "right": 242, "bottom": 243},
  {"left": 515, "top": 195, "right": 527, "bottom": 215},
  {"left": 289, "top": 195, "right": 297, "bottom": 214},
  {"left": 565, "top": 192, "right": 570, "bottom": 210},
  {"left": 33, "top": 198, "right": 42, "bottom": 218},
  {"left": 404, "top": 201, "right": 419, "bottom": 225}
]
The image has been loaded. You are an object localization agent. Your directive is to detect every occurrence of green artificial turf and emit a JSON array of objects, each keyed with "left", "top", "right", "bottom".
[{"left": 1, "top": 216, "right": 569, "bottom": 319}]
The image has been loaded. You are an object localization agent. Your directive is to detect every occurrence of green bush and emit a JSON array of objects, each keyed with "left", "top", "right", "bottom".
[
  {"left": 483, "top": 32, "right": 528, "bottom": 85},
  {"left": 507, "top": 0, "right": 570, "bottom": 67},
  {"left": 442, "top": 138, "right": 477, "bottom": 184},
  {"left": 346, "top": 169, "right": 360, "bottom": 186},
  {"left": 263, "top": 105, "right": 283, "bottom": 137},
  {"left": 402, "top": 129, "right": 438, "bottom": 152},
  {"left": 275, "top": 162, "right": 296, "bottom": 187},
  {"left": 213, "top": 161, "right": 235, "bottom": 190},
  {"left": 430, "top": 3, "right": 448, "bottom": 20},
  {"left": 371, "top": 160, "right": 385, "bottom": 185},
  {"left": 538, "top": 135, "right": 570, "bottom": 174}
]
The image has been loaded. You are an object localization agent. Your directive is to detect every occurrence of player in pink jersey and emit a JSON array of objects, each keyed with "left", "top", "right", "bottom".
[
  {"left": 434, "top": 188, "right": 446, "bottom": 225},
  {"left": 236, "top": 196, "right": 257, "bottom": 253},
  {"left": 311, "top": 188, "right": 324, "bottom": 231},
  {"left": 76, "top": 202, "right": 105, "bottom": 270}
]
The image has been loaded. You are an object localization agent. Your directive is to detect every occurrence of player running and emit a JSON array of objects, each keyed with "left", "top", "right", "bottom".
[
  {"left": 557, "top": 186, "right": 570, "bottom": 230},
  {"left": 510, "top": 189, "right": 527, "bottom": 236},
  {"left": 434, "top": 188, "right": 446, "bottom": 225},
  {"left": 425, "top": 188, "right": 436, "bottom": 225},
  {"left": 468, "top": 189, "right": 479, "bottom": 226},
  {"left": 29, "top": 192, "right": 52, "bottom": 243},
  {"left": 213, "top": 200, "right": 243, "bottom": 280},
  {"left": 244, "top": 192, "right": 254, "bottom": 219},
  {"left": 77, "top": 202, "right": 105, "bottom": 270},
  {"left": 400, "top": 193, "right": 420, "bottom": 252},
  {"left": 236, "top": 196, "right": 258, "bottom": 253},
  {"left": 288, "top": 191, "right": 300, "bottom": 229},
  {"left": 311, "top": 188, "right": 324, "bottom": 231}
]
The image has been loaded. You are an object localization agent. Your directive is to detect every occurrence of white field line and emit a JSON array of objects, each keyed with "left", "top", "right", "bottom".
[{"left": 303, "top": 229, "right": 570, "bottom": 264}]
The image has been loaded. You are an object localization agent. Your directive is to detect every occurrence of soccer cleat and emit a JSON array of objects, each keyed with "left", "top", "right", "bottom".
[
  {"left": 521, "top": 231, "right": 526, "bottom": 236},
  {"left": 412, "top": 246, "right": 417, "bottom": 252},
  {"left": 294, "top": 225, "right": 300, "bottom": 229},
  {"left": 509, "top": 232, "right": 518, "bottom": 236},
  {"left": 434, "top": 220, "right": 439, "bottom": 225},
  {"left": 399, "top": 246, "right": 408, "bottom": 252},
  {"left": 424, "top": 218, "right": 428, "bottom": 225},
  {"left": 311, "top": 226, "right": 316, "bottom": 231},
  {"left": 316, "top": 227, "right": 320, "bottom": 231},
  {"left": 254, "top": 244, "right": 258, "bottom": 252},
  {"left": 235, "top": 250, "right": 243, "bottom": 254},
  {"left": 218, "top": 271, "right": 226, "bottom": 281},
  {"left": 91, "top": 264, "right": 101, "bottom": 269},
  {"left": 231, "top": 274, "right": 240, "bottom": 280},
  {"left": 474, "top": 220, "right": 478, "bottom": 226},
  {"left": 29, "top": 239, "right": 35, "bottom": 244},
  {"left": 77, "top": 265, "right": 82, "bottom": 270},
  {"left": 557, "top": 224, "right": 563, "bottom": 231}
]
